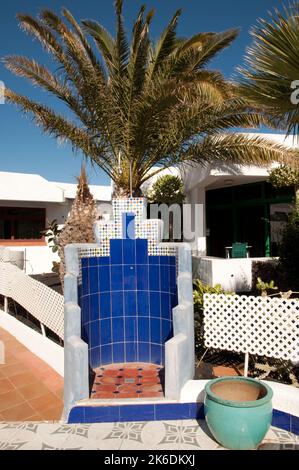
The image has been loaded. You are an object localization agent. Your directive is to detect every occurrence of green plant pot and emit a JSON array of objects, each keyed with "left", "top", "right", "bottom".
[{"left": 204, "top": 376, "right": 273, "bottom": 450}]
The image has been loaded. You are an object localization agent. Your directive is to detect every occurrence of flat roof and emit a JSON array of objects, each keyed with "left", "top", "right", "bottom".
[{"left": 0, "top": 171, "right": 112, "bottom": 203}]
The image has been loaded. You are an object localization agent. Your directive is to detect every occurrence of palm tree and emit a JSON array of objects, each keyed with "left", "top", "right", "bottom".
[
  {"left": 3, "top": 1, "right": 297, "bottom": 196},
  {"left": 58, "top": 167, "right": 97, "bottom": 287},
  {"left": 239, "top": 2, "right": 299, "bottom": 137}
]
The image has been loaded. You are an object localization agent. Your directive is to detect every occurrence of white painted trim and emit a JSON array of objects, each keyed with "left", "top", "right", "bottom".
[
  {"left": 0, "top": 308, "right": 64, "bottom": 376},
  {"left": 180, "top": 379, "right": 299, "bottom": 417}
]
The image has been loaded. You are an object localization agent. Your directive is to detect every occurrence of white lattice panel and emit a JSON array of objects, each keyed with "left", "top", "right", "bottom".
[
  {"left": 0, "top": 262, "right": 64, "bottom": 339},
  {"left": 204, "top": 294, "right": 299, "bottom": 362}
]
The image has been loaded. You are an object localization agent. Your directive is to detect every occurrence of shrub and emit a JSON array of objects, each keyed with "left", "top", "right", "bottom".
[{"left": 278, "top": 210, "right": 299, "bottom": 291}]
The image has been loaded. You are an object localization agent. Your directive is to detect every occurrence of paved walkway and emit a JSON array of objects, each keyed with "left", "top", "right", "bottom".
[
  {"left": 0, "top": 421, "right": 297, "bottom": 450},
  {"left": 0, "top": 328, "right": 63, "bottom": 421}
]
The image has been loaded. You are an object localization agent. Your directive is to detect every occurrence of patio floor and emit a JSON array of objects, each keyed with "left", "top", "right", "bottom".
[
  {"left": 0, "top": 421, "right": 297, "bottom": 450},
  {"left": 91, "top": 363, "right": 164, "bottom": 399},
  {"left": 0, "top": 328, "right": 63, "bottom": 421}
]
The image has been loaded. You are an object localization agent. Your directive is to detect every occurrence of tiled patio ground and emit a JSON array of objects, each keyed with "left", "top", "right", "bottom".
[
  {"left": 0, "top": 421, "right": 297, "bottom": 450},
  {"left": 0, "top": 328, "right": 63, "bottom": 421},
  {"left": 91, "top": 363, "right": 164, "bottom": 399}
]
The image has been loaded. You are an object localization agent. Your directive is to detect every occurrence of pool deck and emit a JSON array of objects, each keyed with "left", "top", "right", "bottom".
[
  {"left": 0, "top": 328, "right": 63, "bottom": 421},
  {"left": 0, "top": 421, "right": 297, "bottom": 450}
]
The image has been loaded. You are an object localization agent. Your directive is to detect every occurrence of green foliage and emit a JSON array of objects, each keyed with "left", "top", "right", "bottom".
[
  {"left": 278, "top": 210, "right": 299, "bottom": 290},
  {"left": 148, "top": 175, "right": 185, "bottom": 205},
  {"left": 4, "top": 2, "right": 297, "bottom": 196},
  {"left": 41, "top": 219, "right": 61, "bottom": 253},
  {"left": 255, "top": 277, "right": 278, "bottom": 296},
  {"left": 269, "top": 165, "right": 299, "bottom": 188},
  {"left": 193, "top": 280, "right": 234, "bottom": 357},
  {"left": 253, "top": 359, "right": 298, "bottom": 387},
  {"left": 240, "top": 3, "right": 299, "bottom": 136}
]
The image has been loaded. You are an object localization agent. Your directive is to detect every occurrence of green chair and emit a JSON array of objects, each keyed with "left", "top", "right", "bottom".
[{"left": 231, "top": 242, "right": 248, "bottom": 258}]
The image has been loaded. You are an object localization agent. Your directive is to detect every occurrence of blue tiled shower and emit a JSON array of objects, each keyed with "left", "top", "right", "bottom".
[{"left": 79, "top": 215, "right": 178, "bottom": 369}]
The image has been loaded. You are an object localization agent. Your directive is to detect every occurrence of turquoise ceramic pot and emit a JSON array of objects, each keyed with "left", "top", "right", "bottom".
[{"left": 204, "top": 377, "right": 273, "bottom": 450}]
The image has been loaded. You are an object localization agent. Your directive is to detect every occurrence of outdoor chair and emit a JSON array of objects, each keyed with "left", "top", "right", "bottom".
[{"left": 231, "top": 242, "right": 248, "bottom": 258}]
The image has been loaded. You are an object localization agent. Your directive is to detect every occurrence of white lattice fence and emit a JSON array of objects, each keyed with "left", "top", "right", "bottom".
[
  {"left": 204, "top": 294, "right": 299, "bottom": 363},
  {"left": 0, "top": 261, "right": 64, "bottom": 339}
]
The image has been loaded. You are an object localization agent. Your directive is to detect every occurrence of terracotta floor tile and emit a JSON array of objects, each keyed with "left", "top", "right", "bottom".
[
  {"left": 99, "top": 376, "right": 118, "bottom": 384},
  {"left": 1, "top": 402, "right": 36, "bottom": 421},
  {"left": 92, "top": 392, "right": 115, "bottom": 399},
  {"left": 29, "top": 392, "right": 61, "bottom": 413},
  {"left": 40, "top": 405, "right": 63, "bottom": 421},
  {"left": 25, "top": 414, "right": 44, "bottom": 421},
  {"left": 18, "top": 382, "right": 50, "bottom": 400},
  {"left": 0, "top": 390, "right": 24, "bottom": 411},
  {"left": 9, "top": 371, "right": 40, "bottom": 388},
  {"left": 0, "top": 377, "right": 15, "bottom": 393},
  {"left": 0, "top": 362, "right": 26, "bottom": 378},
  {"left": 92, "top": 384, "right": 116, "bottom": 393}
]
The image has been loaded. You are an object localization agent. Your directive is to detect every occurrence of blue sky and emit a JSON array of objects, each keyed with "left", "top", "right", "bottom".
[{"left": 0, "top": 0, "right": 283, "bottom": 185}]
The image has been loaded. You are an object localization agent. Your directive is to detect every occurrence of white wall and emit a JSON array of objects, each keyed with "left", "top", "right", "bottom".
[
  {"left": 193, "top": 256, "right": 273, "bottom": 292},
  {"left": 0, "top": 309, "right": 63, "bottom": 376},
  {"left": 8, "top": 245, "right": 59, "bottom": 274}
]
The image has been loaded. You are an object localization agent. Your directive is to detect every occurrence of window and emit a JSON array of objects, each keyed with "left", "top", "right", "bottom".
[{"left": 0, "top": 207, "right": 45, "bottom": 240}]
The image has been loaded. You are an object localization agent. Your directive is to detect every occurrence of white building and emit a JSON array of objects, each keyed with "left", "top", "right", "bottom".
[{"left": 0, "top": 171, "right": 112, "bottom": 274}]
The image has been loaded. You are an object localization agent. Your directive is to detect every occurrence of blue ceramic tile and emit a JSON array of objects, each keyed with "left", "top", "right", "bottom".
[
  {"left": 149, "top": 265, "right": 160, "bottom": 290},
  {"left": 124, "top": 291, "right": 137, "bottom": 316},
  {"left": 99, "top": 266, "right": 110, "bottom": 292},
  {"left": 99, "top": 292, "right": 111, "bottom": 319},
  {"left": 81, "top": 296, "right": 90, "bottom": 324},
  {"left": 149, "top": 256, "right": 159, "bottom": 264},
  {"left": 98, "top": 256, "right": 110, "bottom": 265},
  {"left": 170, "top": 293, "right": 178, "bottom": 309},
  {"left": 137, "top": 265, "right": 149, "bottom": 291},
  {"left": 169, "top": 256, "right": 176, "bottom": 266},
  {"left": 100, "top": 319, "right": 111, "bottom": 345},
  {"left": 82, "top": 269, "right": 89, "bottom": 296},
  {"left": 68, "top": 407, "right": 85, "bottom": 424},
  {"left": 150, "top": 318, "right": 161, "bottom": 344},
  {"left": 126, "top": 342, "right": 136, "bottom": 362},
  {"left": 88, "top": 267, "right": 98, "bottom": 295},
  {"left": 136, "top": 239, "right": 148, "bottom": 264},
  {"left": 161, "top": 293, "right": 170, "bottom": 319},
  {"left": 90, "top": 294, "right": 99, "bottom": 321},
  {"left": 81, "top": 257, "right": 88, "bottom": 268},
  {"left": 124, "top": 265, "right": 136, "bottom": 290},
  {"left": 125, "top": 317, "right": 136, "bottom": 342},
  {"left": 272, "top": 409, "right": 291, "bottom": 431},
  {"left": 89, "top": 257, "right": 98, "bottom": 267},
  {"left": 169, "top": 267, "right": 176, "bottom": 290},
  {"left": 81, "top": 323, "right": 89, "bottom": 343},
  {"left": 119, "top": 405, "right": 155, "bottom": 422},
  {"left": 138, "top": 342, "right": 150, "bottom": 362},
  {"left": 291, "top": 415, "right": 299, "bottom": 435},
  {"left": 137, "top": 291, "right": 149, "bottom": 316},
  {"left": 160, "top": 256, "right": 169, "bottom": 265},
  {"left": 189, "top": 403, "right": 205, "bottom": 419},
  {"left": 149, "top": 292, "right": 160, "bottom": 317},
  {"left": 162, "top": 319, "right": 172, "bottom": 342},
  {"left": 101, "top": 344, "right": 112, "bottom": 364},
  {"left": 150, "top": 344, "right": 161, "bottom": 364},
  {"left": 90, "top": 345, "right": 101, "bottom": 369},
  {"left": 90, "top": 320, "right": 100, "bottom": 348},
  {"left": 111, "top": 265, "right": 123, "bottom": 291},
  {"left": 112, "top": 318, "right": 124, "bottom": 342},
  {"left": 138, "top": 318, "right": 149, "bottom": 343},
  {"left": 110, "top": 239, "right": 123, "bottom": 264},
  {"left": 113, "top": 342, "right": 125, "bottom": 363},
  {"left": 122, "top": 212, "right": 135, "bottom": 239},
  {"left": 155, "top": 403, "right": 189, "bottom": 421},
  {"left": 85, "top": 406, "right": 120, "bottom": 423},
  {"left": 160, "top": 265, "right": 169, "bottom": 292},
  {"left": 123, "top": 239, "right": 135, "bottom": 264},
  {"left": 111, "top": 291, "right": 124, "bottom": 317}
]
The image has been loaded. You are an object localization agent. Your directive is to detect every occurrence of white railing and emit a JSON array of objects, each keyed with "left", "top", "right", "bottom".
[
  {"left": 0, "top": 261, "right": 64, "bottom": 339},
  {"left": 204, "top": 294, "right": 299, "bottom": 374}
]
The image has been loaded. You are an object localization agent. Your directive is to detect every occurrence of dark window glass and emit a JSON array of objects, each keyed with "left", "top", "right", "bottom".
[{"left": 0, "top": 207, "right": 45, "bottom": 240}]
